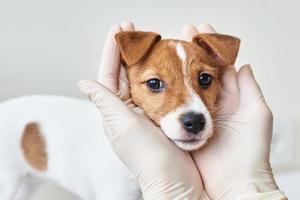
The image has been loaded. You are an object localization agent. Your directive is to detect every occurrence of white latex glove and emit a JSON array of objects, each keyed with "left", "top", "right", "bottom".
[
  {"left": 78, "top": 22, "right": 206, "bottom": 200},
  {"left": 182, "top": 24, "right": 283, "bottom": 200}
]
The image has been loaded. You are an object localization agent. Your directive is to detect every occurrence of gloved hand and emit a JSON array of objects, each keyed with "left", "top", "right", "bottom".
[
  {"left": 183, "top": 24, "right": 281, "bottom": 199},
  {"left": 78, "top": 22, "right": 206, "bottom": 200}
]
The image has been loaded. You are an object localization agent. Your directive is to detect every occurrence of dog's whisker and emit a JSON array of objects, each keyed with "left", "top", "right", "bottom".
[
  {"left": 216, "top": 125, "right": 240, "bottom": 134},
  {"left": 215, "top": 112, "right": 236, "bottom": 116},
  {"left": 213, "top": 119, "right": 249, "bottom": 125},
  {"left": 215, "top": 126, "right": 227, "bottom": 133},
  {"left": 215, "top": 123, "right": 242, "bottom": 134},
  {"left": 215, "top": 112, "right": 246, "bottom": 122}
]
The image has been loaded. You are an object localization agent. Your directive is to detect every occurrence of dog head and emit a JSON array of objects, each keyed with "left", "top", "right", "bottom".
[{"left": 115, "top": 31, "right": 240, "bottom": 151}]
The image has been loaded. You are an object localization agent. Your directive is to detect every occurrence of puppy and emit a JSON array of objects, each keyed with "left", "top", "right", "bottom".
[{"left": 0, "top": 31, "right": 240, "bottom": 199}]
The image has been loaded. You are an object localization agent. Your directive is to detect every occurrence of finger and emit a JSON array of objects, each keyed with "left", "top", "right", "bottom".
[
  {"left": 78, "top": 80, "right": 134, "bottom": 122},
  {"left": 119, "top": 22, "right": 132, "bottom": 96},
  {"left": 97, "top": 25, "right": 122, "bottom": 93},
  {"left": 237, "top": 65, "right": 265, "bottom": 107},
  {"left": 197, "top": 24, "right": 216, "bottom": 33},
  {"left": 118, "top": 21, "right": 134, "bottom": 99},
  {"left": 121, "top": 21, "right": 135, "bottom": 31},
  {"left": 222, "top": 65, "right": 239, "bottom": 94},
  {"left": 182, "top": 24, "right": 199, "bottom": 41},
  {"left": 217, "top": 66, "right": 239, "bottom": 114},
  {"left": 118, "top": 66, "right": 131, "bottom": 100}
]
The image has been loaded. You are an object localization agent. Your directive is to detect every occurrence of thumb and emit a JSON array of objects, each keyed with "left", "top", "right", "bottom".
[
  {"left": 78, "top": 80, "right": 135, "bottom": 135},
  {"left": 78, "top": 80, "right": 170, "bottom": 172},
  {"left": 237, "top": 65, "right": 265, "bottom": 108}
]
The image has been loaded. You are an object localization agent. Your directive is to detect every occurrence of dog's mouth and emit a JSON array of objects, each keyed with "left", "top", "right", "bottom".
[
  {"left": 172, "top": 138, "right": 201, "bottom": 144},
  {"left": 171, "top": 138, "right": 207, "bottom": 151}
]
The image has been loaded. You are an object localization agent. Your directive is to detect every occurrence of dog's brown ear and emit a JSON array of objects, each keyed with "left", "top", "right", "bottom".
[
  {"left": 115, "top": 31, "right": 161, "bottom": 66},
  {"left": 193, "top": 33, "right": 240, "bottom": 66}
]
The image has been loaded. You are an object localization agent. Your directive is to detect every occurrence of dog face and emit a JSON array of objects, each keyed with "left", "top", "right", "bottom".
[{"left": 116, "top": 32, "right": 240, "bottom": 151}]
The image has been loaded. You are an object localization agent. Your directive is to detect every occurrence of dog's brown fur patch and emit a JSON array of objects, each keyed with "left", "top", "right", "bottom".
[{"left": 21, "top": 122, "right": 47, "bottom": 171}]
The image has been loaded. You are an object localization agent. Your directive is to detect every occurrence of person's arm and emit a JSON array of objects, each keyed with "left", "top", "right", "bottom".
[
  {"left": 183, "top": 24, "right": 287, "bottom": 200},
  {"left": 78, "top": 22, "right": 206, "bottom": 200}
]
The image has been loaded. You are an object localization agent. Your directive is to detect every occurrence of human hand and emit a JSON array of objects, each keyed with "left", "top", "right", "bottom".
[
  {"left": 97, "top": 21, "right": 133, "bottom": 101},
  {"left": 182, "top": 24, "right": 281, "bottom": 199},
  {"left": 78, "top": 22, "right": 206, "bottom": 200}
]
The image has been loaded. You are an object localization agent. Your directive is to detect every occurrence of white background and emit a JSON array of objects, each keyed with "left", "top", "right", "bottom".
[{"left": 0, "top": 0, "right": 299, "bottom": 199}]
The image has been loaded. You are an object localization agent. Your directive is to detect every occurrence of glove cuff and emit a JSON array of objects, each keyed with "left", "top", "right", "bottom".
[{"left": 240, "top": 190, "right": 287, "bottom": 200}]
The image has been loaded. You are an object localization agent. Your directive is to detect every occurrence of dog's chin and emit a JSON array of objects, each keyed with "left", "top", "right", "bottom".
[{"left": 172, "top": 139, "right": 207, "bottom": 151}]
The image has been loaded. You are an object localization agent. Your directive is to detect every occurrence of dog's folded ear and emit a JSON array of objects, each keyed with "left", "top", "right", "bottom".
[
  {"left": 115, "top": 31, "right": 161, "bottom": 66},
  {"left": 193, "top": 33, "right": 240, "bottom": 66}
]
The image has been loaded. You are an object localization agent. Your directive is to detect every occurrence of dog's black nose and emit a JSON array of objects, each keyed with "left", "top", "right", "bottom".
[{"left": 180, "top": 112, "right": 206, "bottom": 134}]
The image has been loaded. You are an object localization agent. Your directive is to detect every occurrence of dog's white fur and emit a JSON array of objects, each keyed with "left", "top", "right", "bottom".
[
  {"left": 0, "top": 96, "right": 141, "bottom": 200},
  {"left": 160, "top": 90, "right": 213, "bottom": 150}
]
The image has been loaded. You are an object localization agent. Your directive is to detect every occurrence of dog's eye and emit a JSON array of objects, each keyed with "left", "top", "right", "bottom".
[
  {"left": 146, "top": 78, "right": 165, "bottom": 92},
  {"left": 198, "top": 73, "right": 212, "bottom": 88}
]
